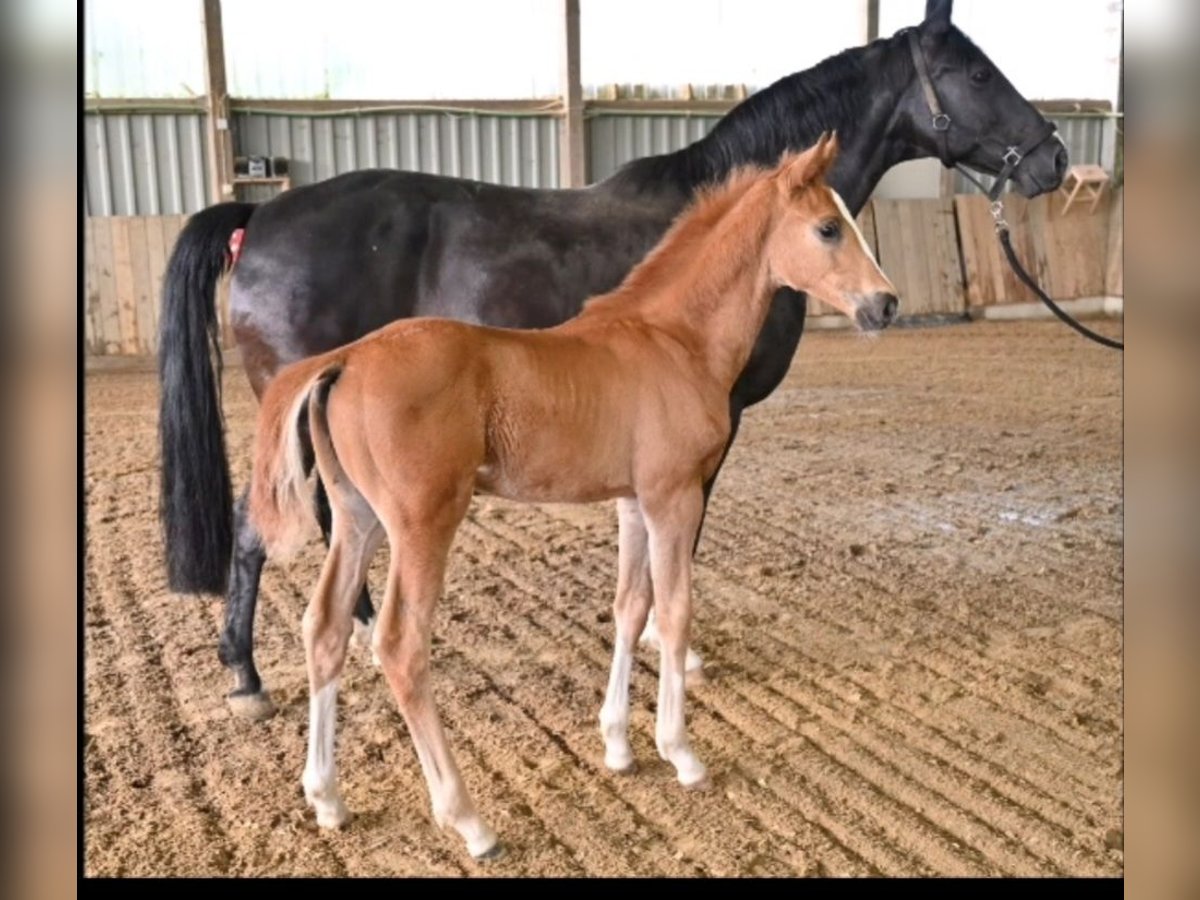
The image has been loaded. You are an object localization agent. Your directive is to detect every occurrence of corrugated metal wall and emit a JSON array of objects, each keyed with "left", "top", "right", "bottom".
[
  {"left": 587, "top": 114, "right": 722, "bottom": 183},
  {"left": 83, "top": 110, "right": 559, "bottom": 213},
  {"left": 230, "top": 112, "right": 560, "bottom": 199},
  {"left": 84, "top": 113, "right": 210, "bottom": 216}
]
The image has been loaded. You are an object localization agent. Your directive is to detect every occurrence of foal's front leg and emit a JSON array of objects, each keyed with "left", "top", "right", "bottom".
[
  {"left": 643, "top": 485, "right": 708, "bottom": 788},
  {"left": 599, "top": 498, "right": 653, "bottom": 773},
  {"left": 637, "top": 421, "right": 741, "bottom": 679}
]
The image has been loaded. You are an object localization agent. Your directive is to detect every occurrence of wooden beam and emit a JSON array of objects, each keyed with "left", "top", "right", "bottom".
[
  {"left": 867, "top": 0, "right": 880, "bottom": 42},
  {"left": 201, "top": 0, "right": 234, "bottom": 203},
  {"left": 558, "top": 0, "right": 586, "bottom": 187},
  {"left": 1114, "top": 10, "right": 1123, "bottom": 184}
]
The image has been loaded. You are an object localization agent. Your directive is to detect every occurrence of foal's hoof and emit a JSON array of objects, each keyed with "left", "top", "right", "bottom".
[
  {"left": 681, "top": 774, "right": 713, "bottom": 793},
  {"left": 313, "top": 803, "right": 353, "bottom": 830},
  {"left": 606, "top": 758, "right": 638, "bottom": 777},
  {"left": 471, "top": 841, "right": 506, "bottom": 862},
  {"left": 226, "top": 690, "right": 276, "bottom": 721}
]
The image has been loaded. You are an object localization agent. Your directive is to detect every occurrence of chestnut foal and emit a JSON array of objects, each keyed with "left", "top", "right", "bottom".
[{"left": 250, "top": 134, "right": 897, "bottom": 859}]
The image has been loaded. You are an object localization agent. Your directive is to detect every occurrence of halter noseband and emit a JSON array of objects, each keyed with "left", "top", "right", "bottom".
[{"left": 904, "top": 28, "right": 1058, "bottom": 203}]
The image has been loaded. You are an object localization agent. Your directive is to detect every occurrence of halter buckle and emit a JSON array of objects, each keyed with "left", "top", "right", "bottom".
[
  {"left": 1002, "top": 146, "right": 1023, "bottom": 168},
  {"left": 932, "top": 113, "right": 952, "bottom": 132}
]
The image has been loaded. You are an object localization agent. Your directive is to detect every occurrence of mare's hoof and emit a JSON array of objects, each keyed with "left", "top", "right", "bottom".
[
  {"left": 351, "top": 616, "right": 375, "bottom": 649},
  {"left": 227, "top": 690, "right": 276, "bottom": 721}
]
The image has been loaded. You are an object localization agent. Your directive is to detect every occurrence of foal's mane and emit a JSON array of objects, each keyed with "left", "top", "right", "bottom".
[{"left": 581, "top": 164, "right": 776, "bottom": 317}]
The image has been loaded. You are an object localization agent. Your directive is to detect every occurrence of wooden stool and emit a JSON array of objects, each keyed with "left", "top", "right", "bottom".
[{"left": 1058, "top": 164, "right": 1109, "bottom": 216}]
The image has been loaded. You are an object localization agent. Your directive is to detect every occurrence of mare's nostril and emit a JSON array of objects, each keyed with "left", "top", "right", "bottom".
[
  {"left": 883, "top": 295, "right": 898, "bottom": 323},
  {"left": 1054, "top": 144, "right": 1069, "bottom": 177}
]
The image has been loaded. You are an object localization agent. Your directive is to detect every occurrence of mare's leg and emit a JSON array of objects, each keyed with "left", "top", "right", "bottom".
[
  {"left": 599, "top": 498, "right": 653, "bottom": 773},
  {"left": 218, "top": 488, "right": 275, "bottom": 720},
  {"left": 373, "top": 490, "right": 500, "bottom": 860},
  {"left": 643, "top": 483, "right": 708, "bottom": 788},
  {"left": 314, "top": 477, "right": 377, "bottom": 651},
  {"left": 300, "top": 499, "right": 384, "bottom": 829},
  {"left": 639, "top": 405, "right": 744, "bottom": 674}
]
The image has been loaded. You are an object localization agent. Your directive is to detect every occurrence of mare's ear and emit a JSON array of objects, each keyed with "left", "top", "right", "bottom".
[
  {"left": 924, "top": 0, "right": 952, "bottom": 36},
  {"left": 780, "top": 131, "right": 839, "bottom": 195}
]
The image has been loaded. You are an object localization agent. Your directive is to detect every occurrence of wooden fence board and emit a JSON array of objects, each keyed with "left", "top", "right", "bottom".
[
  {"left": 873, "top": 197, "right": 964, "bottom": 316},
  {"left": 109, "top": 217, "right": 141, "bottom": 354},
  {"left": 143, "top": 213, "right": 170, "bottom": 349},
  {"left": 955, "top": 194, "right": 1043, "bottom": 307},
  {"left": 91, "top": 218, "right": 123, "bottom": 355},
  {"left": 84, "top": 221, "right": 101, "bottom": 354},
  {"left": 127, "top": 217, "right": 156, "bottom": 354},
  {"left": 1039, "top": 191, "right": 1111, "bottom": 299},
  {"left": 1105, "top": 187, "right": 1123, "bottom": 297},
  {"left": 957, "top": 192, "right": 1114, "bottom": 308}
]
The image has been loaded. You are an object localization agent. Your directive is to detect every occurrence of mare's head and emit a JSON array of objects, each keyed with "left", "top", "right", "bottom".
[
  {"left": 900, "top": 0, "right": 1068, "bottom": 196},
  {"left": 766, "top": 133, "right": 898, "bottom": 331}
]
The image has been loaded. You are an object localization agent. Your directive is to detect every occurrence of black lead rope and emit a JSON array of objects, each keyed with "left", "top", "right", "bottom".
[
  {"left": 905, "top": 28, "right": 1123, "bottom": 352},
  {"left": 996, "top": 224, "right": 1124, "bottom": 351},
  {"left": 956, "top": 163, "right": 1124, "bottom": 352}
]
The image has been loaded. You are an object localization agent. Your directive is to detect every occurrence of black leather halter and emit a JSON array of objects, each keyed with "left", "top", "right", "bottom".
[
  {"left": 904, "top": 28, "right": 1058, "bottom": 202},
  {"left": 903, "top": 29, "right": 1121, "bottom": 351}
]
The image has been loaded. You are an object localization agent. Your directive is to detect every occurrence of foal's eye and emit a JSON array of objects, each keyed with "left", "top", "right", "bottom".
[
  {"left": 817, "top": 219, "right": 841, "bottom": 241},
  {"left": 970, "top": 68, "right": 993, "bottom": 85}
]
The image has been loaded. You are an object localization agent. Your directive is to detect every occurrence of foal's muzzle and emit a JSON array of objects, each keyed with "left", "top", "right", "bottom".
[{"left": 855, "top": 292, "right": 899, "bottom": 331}]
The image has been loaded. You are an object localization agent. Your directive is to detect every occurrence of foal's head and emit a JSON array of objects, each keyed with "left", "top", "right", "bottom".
[{"left": 766, "top": 134, "right": 899, "bottom": 331}]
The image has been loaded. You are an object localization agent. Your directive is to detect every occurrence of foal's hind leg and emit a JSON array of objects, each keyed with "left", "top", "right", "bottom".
[
  {"left": 300, "top": 502, "right": 384, "bottom": 829},
  {"left": 599, "top": 498, "right": 652, "bottom": 773},
  {"left": 314, "top": 477, "right": 378, "bottom": 658},
  {"left": 373, "top": 495, "right": 500, "bottom": 860}
]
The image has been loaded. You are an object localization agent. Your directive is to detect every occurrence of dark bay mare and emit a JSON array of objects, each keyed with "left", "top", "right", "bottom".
[{"left": 158, "top": 0, "right": 1068, "bottom": 717}]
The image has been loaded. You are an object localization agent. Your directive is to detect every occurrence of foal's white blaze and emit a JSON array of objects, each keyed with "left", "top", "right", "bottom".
[
  {"left": 831, "top": 189, "right": 891, "bottom": 287},
  {"left": 303, "top": 679, "right": 349, "bottom": 828}
]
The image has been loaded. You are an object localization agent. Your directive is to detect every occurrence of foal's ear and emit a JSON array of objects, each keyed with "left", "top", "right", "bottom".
[{"left": 781, "top": 132, "right": 839, "bottom": 195}]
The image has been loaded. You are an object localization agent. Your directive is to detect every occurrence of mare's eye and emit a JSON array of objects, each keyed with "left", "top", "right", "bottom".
[
  {"left": 817, "top": 219, "right": 841, "bottom": 241},
  {"left": 971, "top": 68, "right": 993, "bottom": 85}
]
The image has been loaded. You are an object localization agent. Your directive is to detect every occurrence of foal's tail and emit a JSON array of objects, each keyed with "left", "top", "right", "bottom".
[
  {"left": 158, "top": 200, "right": 257, "bottom": 594},
  {"left": 248, "top": 353, "right": 346, "bottom": 559}
]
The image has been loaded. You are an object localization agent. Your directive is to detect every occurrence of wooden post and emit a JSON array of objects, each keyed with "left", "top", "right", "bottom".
[
  {"left": 558, "top": 0, "right": 586, "bottom": 187},
  {"left": 202, "top": 0, "right": 234, "bottom": 203},
  {"left": 867, "top": 0, "right": 879, "bottom": 42}
]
